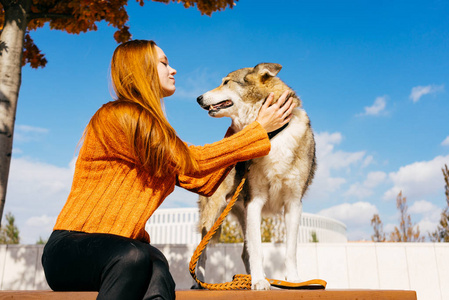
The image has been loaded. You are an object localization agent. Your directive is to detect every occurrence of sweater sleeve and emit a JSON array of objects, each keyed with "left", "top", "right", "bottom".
[{"left": 176, "top": 121, "right": 270, "bottom": 196}]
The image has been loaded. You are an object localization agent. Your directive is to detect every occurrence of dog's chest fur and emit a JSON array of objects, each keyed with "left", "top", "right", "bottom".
[{"left": 236, "top": 108, "right": 311, "bottom": 213}]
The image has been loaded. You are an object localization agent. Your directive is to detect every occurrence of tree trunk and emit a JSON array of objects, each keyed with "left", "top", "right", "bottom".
[{"left": 0, "top": 0, "right": 30, "bottom": 225}]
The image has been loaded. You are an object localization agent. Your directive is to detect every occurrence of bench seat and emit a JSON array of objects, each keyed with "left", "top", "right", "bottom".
[{"left": 0, "top": 289, "right": 417, "bottom": 300}]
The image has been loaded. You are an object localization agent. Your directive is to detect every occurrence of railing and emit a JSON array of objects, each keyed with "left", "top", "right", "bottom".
[{"left": 146, "top": 208, "right": 347, "bottom": 244}]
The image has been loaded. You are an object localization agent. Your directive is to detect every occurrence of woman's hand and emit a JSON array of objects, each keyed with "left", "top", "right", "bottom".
[{"left": 256, "top": 90, "right": 296, "bottom": 133}]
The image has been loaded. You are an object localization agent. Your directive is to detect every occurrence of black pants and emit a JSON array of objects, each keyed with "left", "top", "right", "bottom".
[{"left": 42, "top": 230, "right": 176, "bottom": 300}]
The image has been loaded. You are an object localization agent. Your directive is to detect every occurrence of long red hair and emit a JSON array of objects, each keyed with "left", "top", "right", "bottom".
[{"left": 86, "top": 40, "right": 198, "bottom": 177}]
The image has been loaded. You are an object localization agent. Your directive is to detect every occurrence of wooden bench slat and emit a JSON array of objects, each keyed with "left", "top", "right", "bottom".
[
  {"left": 177, "top": 290, "right": 417, "bottom": 300},
  {"left": 0, "top": 289, "right": 417, "bottom": 300}
]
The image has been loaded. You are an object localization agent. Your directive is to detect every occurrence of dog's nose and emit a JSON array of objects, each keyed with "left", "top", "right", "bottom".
[{"left": 197, "top": 95, "right": 203, "bottom": 105}]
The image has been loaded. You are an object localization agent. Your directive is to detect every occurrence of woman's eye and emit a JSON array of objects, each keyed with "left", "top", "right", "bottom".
[
  {"left": 223, "top": 80, "right": 230, "bottom": 85},
  {"left": 160, "top": 62, "right": 167, "bottom": 66}
]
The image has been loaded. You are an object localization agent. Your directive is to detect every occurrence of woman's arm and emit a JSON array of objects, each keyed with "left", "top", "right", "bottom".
[{"left": 176, "top": 121, "right": 270, "bottom": 196}]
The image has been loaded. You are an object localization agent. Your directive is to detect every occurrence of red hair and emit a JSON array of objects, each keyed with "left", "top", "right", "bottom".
[{"left": 87, "top": 40, "right": 198, "bottom": 177}]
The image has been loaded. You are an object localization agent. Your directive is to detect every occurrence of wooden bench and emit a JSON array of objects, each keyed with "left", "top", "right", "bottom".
[{"left": 0, "top": 289, "right": 417, "bottom": 299}]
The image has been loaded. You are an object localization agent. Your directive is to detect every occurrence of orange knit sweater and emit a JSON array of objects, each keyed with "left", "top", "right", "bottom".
[{"left": 54, "top": 105, "right": 271, "bottom": 243}]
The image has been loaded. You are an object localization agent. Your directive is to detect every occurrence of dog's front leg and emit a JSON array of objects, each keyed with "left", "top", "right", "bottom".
[
  {"left": 246, "top": 196, "right": 270, "bottom": 290},
  {"left": 284, "top": 200, "right": 302, "bottom": 282}
]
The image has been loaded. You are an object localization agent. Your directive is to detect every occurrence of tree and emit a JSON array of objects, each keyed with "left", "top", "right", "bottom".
[
  {"left": 0, "top": 212, "right": 20, "bottom": 244},
  {"left": 261, "top": 216, "right": 285, "bottom": 243},
  {"left": 219, "top": 215, "right": 286, "bottom": 244},
  {"left": 219, "top": 218, "right": 243, "bottom": 243},
  {"left": 0, "top": 0, "right": 237, "bottom": 225},
  {"left": 36, "top": 236, "right": 47, "bottom": 244},
  {"left": 429, "top": 164, "right": 449, "bottom": 242},
  {"left": 370, "top": 213, "right": 386, "bottom": 242},
  {"left": 389, "top": 191, "right": 424, "bottom": 242},
  {"left": 309, "top": 231, "right": 319, "bottom": 243},
  {"left": 261, "top": 217, "right": 274, "bottom": 243}
]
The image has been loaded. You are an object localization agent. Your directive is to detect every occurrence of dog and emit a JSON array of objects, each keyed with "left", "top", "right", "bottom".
[{"left": 195, "top": 63, "right": 316, "bottom": 290}]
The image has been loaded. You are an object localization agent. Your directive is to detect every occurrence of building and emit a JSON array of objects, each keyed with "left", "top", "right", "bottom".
[{"left": 146, "top": 207, "right": 347, "bottom": 244}]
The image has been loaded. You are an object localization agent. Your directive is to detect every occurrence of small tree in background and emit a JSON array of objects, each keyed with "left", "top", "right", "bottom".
[
  {"left": 0, "top": 212, "right": 20, "bottom": 244},
  {"left": 219, "top": 218, "right": 243, "bottom": 243},
  {"left": 429, "top": 164, "right": 449, "bottom": 242},
  {"left": 219, "top": 215, "right": 286, "bottom": 244},
  {"left": 261, "top": 216, "right": 285, "bottom": 243},
  {"left": 261, "top": 217, "right": 274, "bottom": 243},
  {"left": 371, "top": 214, "right": 386, "bottom": 242},
  {"left": 36, "top": 236, "right": 47, "bottom": 245},
  {"left": 310, "top": 231, "right": 319, "bottom": 243},
  {"left": 389, "top": 191, "right": 424, "bottom": 242}
]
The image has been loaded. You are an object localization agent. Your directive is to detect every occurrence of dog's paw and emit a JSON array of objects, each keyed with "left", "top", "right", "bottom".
[{"left": 252, "top": 278, "right": 271, "bottom": 290}]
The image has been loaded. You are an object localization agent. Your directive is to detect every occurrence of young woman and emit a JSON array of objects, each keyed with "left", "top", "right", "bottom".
[{"left": 42, "top": 40, "right": 294, "bottom": 300}]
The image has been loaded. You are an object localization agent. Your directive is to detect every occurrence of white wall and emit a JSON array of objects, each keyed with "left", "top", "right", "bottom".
[{"left": 1, "top": 243, "right": 447, "bottom": 300}]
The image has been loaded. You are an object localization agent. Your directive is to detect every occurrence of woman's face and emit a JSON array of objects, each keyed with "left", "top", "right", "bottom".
[{"left": 155, "top": 46, "right": 177, "bottom": 97}]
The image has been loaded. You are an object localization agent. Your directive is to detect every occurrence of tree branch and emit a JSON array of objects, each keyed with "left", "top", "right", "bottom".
[
  {"left": 28, "top": 13, "right": 72, "bottom": 20},
  {"left": 0, "top": 0, "right": 14, "bottom": 8},
  {"left": 32, "top": 0, "right": 66, "bottom": 13}
]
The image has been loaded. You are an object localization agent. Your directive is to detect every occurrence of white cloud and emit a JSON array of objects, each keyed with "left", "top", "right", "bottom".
[
  {"left": 14, "top": 124, "right": 49, "bottom": 143},
  {"left": 364, "top": 171, "right": 387, "bottom": 188},
  {"left": 358, "top": 96, "right": 387, "bottom": 116},
  {"left": 384, "top": 223, "right": 396, "bottom": 235},
  {"left": 16, "top": 125, "right": 49, "bottom": 133},
  {"left": 409, "top": 84, "right": 444, "bottom": 103},
  {"left": 408, "top": 200, "right": 442, "bottom": 238},
  {"left": 416, "top": 219, "right": 439, "bottom": 236},
  {"left": 344, "top": 171, "right": 386, "bottom": 199},
  {"left": 442, "top": 136, "right": 449, "bottom": 146},
  {"left": 306, "top": 132, "right": 367, "bottom": 201},
  {"left": 345, "top": 183, "right": 373, "bottom": 199},
  {"left": 383, "top": 154, "right": 449, "bottom": 201},
  {"left": 318, "top": 201, "right": 378, "bottom": 227},
  {"left": 409, "top": 199, "right": 440, "bottom": 216},
  {"left": 317, "top": 201, "right": 380, "bottom": 241},
  {"left": 5, "top": 157, "right": 76, "bottom": 244},
  {"left": 361, "top": 155, "right": 374, "bottom": 168},
  {"left": 24, "top": 215, "right": 57, "bottom": 242}
]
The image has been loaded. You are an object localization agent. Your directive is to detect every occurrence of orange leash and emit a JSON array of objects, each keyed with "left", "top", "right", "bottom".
[{"left": 189, "top": 174, "right": 327, "bottom": 290}]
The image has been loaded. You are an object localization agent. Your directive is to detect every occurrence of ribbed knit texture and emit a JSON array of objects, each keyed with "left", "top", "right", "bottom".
[{"left": 54, "top": 106, "right": 271, "bottom": 243}]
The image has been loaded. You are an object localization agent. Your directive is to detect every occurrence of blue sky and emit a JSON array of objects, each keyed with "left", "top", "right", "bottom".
[{"left": 4, "top": 0, "right": 449, "bottom": 243}]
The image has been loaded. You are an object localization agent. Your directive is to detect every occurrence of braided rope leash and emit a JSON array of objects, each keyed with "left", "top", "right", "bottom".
[{"left": 189, "top": 173, "right": 327, "bottom": 290}]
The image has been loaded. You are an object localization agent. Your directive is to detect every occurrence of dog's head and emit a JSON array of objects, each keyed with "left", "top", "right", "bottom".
[{"left": 197, "top": 63, "right": 298, "bottom": 121}]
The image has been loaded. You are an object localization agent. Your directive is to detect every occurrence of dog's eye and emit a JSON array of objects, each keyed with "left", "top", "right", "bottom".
[{"left": 223, "top": 80, "right": 230, "bottom": 85}]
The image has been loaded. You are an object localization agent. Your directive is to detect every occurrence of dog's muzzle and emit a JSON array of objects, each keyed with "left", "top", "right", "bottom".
[{"left": 197, "top": 95, "right": 234, "bottom": 114}]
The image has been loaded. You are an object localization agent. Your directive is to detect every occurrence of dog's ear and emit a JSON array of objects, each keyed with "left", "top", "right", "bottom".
[{"left": 253, "top": 63, "right": 282, "bottom": 80}]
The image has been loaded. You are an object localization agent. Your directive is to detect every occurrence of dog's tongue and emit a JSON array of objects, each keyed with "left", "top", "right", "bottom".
[{"left": 209, "top": 100, "right": 232, "bottom": 111}]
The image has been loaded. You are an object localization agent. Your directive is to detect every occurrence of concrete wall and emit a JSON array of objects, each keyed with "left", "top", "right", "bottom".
[{"left": 1, "top": 243, "right": 448, "bottom": 300}]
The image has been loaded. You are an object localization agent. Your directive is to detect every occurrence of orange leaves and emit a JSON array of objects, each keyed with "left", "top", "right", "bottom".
[
  {"left": 1, "top": 0, "right": 238, "bottom": 69},
  {"left": 0, "top": 5, "right": 3, "bottom": 31},
  {"left": 22, "top": 33, "right": 47, "bottom": 68},
  {"left": 113, "top": 25, "right": 131, "bottom": 44},
  {"left": 25, "top": 0, "right": 129, "bottom": 37},
  {"left": 389, "top": 191, "right": 424, "bottom": 242},
  {"left": 152, "top": 0, "right": 237, "bottom": 16}
]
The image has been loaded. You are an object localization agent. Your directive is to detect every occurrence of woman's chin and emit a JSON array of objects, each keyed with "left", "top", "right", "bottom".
[{"left": 163, "top": 88, "right": 176, "bottom": 98}]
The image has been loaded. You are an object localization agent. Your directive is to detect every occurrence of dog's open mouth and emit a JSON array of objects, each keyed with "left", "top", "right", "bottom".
[{"left": 207, "top": 100, "right": 233, "bottom": 113}]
